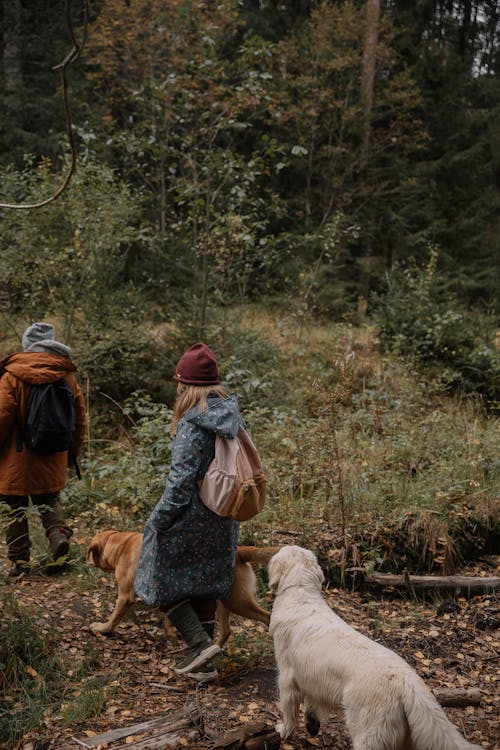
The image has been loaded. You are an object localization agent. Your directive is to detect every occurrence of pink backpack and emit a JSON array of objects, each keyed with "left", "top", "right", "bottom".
[{"left": 198, "top": 427, "right": 267, "bottom": 521}]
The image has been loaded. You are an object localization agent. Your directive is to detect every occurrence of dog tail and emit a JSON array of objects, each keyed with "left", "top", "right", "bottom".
[
  {"left": 403, "top": 675, "right": 484, "bottom": 750},
  {"left": 236, "top": 546, "right": 281, "bottom": 566},
  {"left": 87, "top": 541, "right": 100, "bottom": 566}
]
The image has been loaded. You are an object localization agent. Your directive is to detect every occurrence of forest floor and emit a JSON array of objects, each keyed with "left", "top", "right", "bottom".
[{"left": 4, "top": 536, "right": 499, "bottom": 750}]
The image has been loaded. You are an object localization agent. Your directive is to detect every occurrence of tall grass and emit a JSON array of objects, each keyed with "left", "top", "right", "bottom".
[
  {"left": 0, "top": 592, "right": 66, "bottom": 746},
  {"left": 64, "top": 308, "right": 499, "bottom": 573},
  {"left": 0, "top": 589, "right": 115, "bottom": 748},
  {"left": 0, "top": 307, "right": 497, "bottom": 744}
]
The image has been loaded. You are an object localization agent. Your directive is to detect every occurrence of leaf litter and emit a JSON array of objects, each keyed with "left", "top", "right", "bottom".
[{"left": 4, "top": 544, "right": 499, "bottom": 750}]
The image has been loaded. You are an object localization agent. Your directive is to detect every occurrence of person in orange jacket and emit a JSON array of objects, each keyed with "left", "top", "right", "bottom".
[{"left": 0, "top": 322, "right": 87, "bottom": 577}]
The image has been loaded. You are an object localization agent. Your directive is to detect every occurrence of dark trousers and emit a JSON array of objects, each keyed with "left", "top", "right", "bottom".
[
  {"left": 192, "top": 597, "right": 217, "bottom": 622},
  {"left": 1, "top": 493, "right": 71, "bottom": 563},
  {"left": 160, "top": 597, "right": 216, "bottom": 622}
]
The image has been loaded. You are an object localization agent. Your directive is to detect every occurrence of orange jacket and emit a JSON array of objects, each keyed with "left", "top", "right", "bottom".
[{"left": 0, "top": 352, "right": 87, "bottom": 495}]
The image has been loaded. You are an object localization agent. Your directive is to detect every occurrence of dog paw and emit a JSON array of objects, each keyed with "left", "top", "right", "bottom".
[
  {"left": 275, "top": 723, "right": 287, "bottom": 739},
  {"left": 305, "top": 709, "right": 321, "bottom": 736},
  {"left": 90, "top": 622, "right": 111, "bottom": 634}
]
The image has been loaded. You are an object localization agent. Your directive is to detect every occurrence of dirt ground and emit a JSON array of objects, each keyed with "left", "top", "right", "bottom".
[{"left": 4, "top": 542, "right": 500, "bottom": 750}]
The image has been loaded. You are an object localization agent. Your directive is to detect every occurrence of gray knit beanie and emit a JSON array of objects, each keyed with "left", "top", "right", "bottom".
[{"left": 22, "top": 322, "right": 72, "bottom": 359}]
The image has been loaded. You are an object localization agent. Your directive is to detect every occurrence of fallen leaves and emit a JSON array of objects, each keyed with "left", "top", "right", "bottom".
[{"left": 5, "top": 543, "right": 499, "bottom": 750}]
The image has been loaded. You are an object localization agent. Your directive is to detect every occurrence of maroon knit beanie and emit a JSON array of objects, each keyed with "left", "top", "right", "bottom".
[{"left": 173, "top": 343, "right": 220, "bottom": 386}]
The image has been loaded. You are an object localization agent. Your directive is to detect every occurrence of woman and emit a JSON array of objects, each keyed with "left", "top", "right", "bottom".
[{"left": 134, "top": 342, "right": 242, "bottom": 682}]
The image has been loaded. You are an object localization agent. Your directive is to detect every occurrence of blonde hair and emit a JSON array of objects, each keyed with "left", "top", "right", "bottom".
[{"left": 171, "top": 383, "right": 229, "bottom": 434}]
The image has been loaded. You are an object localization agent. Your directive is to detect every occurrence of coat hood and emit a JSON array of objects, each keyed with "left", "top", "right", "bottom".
[
  {"left": 1, "top": 352, "right": 77, "bottom": 385},
  {"left": 185, "top": 395, "right": 242, "bottom": 438}
]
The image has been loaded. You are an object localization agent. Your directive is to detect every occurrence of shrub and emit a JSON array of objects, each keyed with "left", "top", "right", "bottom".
[
  {"left": 371, "top": 253, "right": 499, "bottom": 407},
  {"left": 0, "top": 157, "right": 142, "bottom": 329},
  {"left": 64, "top": 391, "right": 173, "bottom": 522}
]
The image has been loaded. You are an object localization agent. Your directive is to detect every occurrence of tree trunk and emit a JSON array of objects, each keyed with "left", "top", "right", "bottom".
[
  {"left": 359, "top": 0, "right": 380, "bottom": 174},
  {"left": 3, "top": 0, "right": 23, "bottom": 116}
]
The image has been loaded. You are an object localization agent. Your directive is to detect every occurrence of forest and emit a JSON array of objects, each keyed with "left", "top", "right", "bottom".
[{"left": 0, "top": 1, "right": 499, "bottom": 749}]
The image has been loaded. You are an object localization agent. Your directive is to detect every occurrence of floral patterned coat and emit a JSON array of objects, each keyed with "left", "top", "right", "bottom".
[{"left": 134, "top": 396, "right": 241, "bottom": 608}]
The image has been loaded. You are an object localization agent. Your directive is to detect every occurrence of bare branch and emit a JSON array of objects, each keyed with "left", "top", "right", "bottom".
[{"left": 0, "top": 0, "right": 90, "bottom": 210}]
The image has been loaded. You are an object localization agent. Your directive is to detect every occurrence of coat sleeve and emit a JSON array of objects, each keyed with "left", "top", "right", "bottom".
[
  {"left": 0, "top": 374, "right": 19, "bottom": 451},
  {"left": 147, "top": 420, "right": 205, "bottom": 532}
]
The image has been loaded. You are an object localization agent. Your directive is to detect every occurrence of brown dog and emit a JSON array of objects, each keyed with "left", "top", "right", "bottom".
[{"left": 87, "top": 530, "right": 279, "bottom": 647}]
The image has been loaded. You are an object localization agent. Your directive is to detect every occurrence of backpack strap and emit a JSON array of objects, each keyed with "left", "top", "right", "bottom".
[
  {"left": 69, "top": 449, "right": 82, "bottom": 480},
  {"left": 15, "top": 380, "right": 31, "bottom": 453},
  {"left": 236, "top": 427, "right": 263, "bottom": 474}
]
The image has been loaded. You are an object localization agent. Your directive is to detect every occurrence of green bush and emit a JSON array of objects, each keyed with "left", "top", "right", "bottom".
[
  {"left": 371, "top": 254, "right": 499, "bottom": 406},
  {"left": 76, "top": 319, "right": 169, "bottom": 402},
  {"left": 64, "top": 391, "right": 173, "bottom": 522},
  {"left": 0, "top": 158, "right": 142, "bottom": 326}
]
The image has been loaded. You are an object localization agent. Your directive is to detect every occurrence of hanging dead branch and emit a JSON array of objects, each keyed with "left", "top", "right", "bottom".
[{"left": 0, "top": 0, "right": 90, "bottom": 210}]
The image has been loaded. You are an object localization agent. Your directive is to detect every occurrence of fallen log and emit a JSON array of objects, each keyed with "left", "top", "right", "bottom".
[
  {"left": 433, "top": 687, "right": 481, "bottom": 707},
  {"left": 210, "top": 721, "right": 281, "bottom": 750},
  {"left": 347, "top": 568, "right": 500, "bottom": 595},
  {"left": 108, "top": 728, "right": 200, "bottom": 750},
  {"left": 57, "top": 703, "right": 203, "bottom": 750}
]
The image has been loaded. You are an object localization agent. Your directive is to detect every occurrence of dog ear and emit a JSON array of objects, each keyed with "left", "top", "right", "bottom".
[
  {"left": 312, "top": 560, "right": 325, "bottom": 588},
  {"left": 300, "top": 549, "right": 325, "bottom": 588},
  {"left": 268, "top": 554, "right": 286, "bottom": 591}
]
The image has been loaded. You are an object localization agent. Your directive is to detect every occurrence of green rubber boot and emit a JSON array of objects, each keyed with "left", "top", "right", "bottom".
[
  {"left": 169, "top": 602, "right": 220, "bottom": 675},
  {"left": 187, "top": 620, "right": 219, "bottom": 683}
]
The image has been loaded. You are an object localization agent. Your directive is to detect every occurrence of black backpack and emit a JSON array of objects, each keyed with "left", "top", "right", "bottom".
[{"left": 19, "top": 379, "right": 76, "bottom": 453}]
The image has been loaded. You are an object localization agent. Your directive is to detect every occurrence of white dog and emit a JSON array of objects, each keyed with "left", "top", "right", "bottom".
[{"left": 268, "top": 545, "right": 483, "bottom": 750}]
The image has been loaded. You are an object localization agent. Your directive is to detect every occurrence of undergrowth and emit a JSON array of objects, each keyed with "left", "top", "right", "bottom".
[
  {"left": 0, "top": 592, "right": 65, "bottom": 746},
  {"left": 62, "top": 308, "right": 499, "bottom": 576},
  {"left": 0, "top": 589, "right": 116, "bottom": 748},
  {"left": 371, "top": 251, "right": 499, "bottom": 408},
  {"left": 0, "top": 307, "right": 498, "bottom": 746}
]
